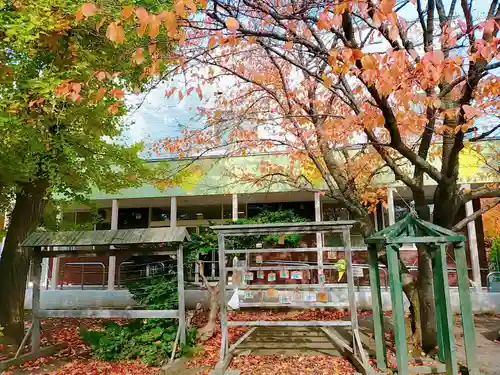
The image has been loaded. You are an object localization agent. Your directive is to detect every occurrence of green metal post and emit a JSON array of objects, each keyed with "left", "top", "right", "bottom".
[
  {"left": 386, "top": 244, "right": 408, "bottom": 375},
  {"left": 368, "top": 245, "right": 387, "bottom": 369},
  {"left": 453, "top": 243, "right": 479, "bottom": 375},
  {"left": 432, "top": 244, "right": 458, "bottom": 375}
]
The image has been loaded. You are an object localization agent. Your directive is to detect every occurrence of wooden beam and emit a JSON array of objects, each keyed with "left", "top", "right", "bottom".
[
  {"left": 177, "top": 244, "right": 186, "bottom": 345},
  {"left": 367, "top": 246, "right": 387, "bottom": 370},
  {"left": 31, "top": 249, "right": 42, "bottom": 354},
  {"left": 227, "top": 320, "right": 352, "bottom": 327},
  {"left": 0, "top": 344, "right": 67, "bottom": 371},
  {"left": 36, "top": 309, "right": 179, "bottom": 319},
  {"left": 224, "top": 246, "right": 345, "bottom": 254},
  {"left": 228, "top": 327, "right": 257, "bottom": 354},
  {"left": 321, "top": 328, "right": 375, "bottom": 375},
  {"left": 386, "top": 244, "right": 409, "bottom": 375},
  {"left": 432, "top": 244, "right": 458, "bottom": 375},
  {"left": 453, "top": 243, "right": 479, "bottom": 375}
]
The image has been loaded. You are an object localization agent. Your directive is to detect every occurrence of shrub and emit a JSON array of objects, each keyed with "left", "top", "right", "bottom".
[{"left": 81, "top": 320, "right": 196, "bottom": 366}]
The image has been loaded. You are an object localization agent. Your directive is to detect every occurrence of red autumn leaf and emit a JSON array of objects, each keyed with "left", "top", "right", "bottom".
[
  {"left": 226, "top": 17, "right": 239, "bottom": 33},
  {"left": 95, "top": 87, "right": 106, "bottom": 102},
  {"left": 120, "top": 5, "right": 134, "bottom": 20},
  {"left": 109, "top": 88, "right": 124, "bottom": 99},
  {"left": 81, "top": 3, "right": 98, "bottom": 17}
]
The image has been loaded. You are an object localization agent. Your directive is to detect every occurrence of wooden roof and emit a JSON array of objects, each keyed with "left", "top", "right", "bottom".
[
  {"left": 22, "top": 227, "right": 191, "bottom": 248},
  {"left": 210, "top": 221, "right": 355, "bottom": 236},
  {"left": 366, "top": 213, "right": 465, "bottom": 245}
]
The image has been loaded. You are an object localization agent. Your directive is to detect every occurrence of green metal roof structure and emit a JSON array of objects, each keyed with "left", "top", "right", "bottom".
[{"left": 365, "top": 213, "right": 466, "bottom": 245}]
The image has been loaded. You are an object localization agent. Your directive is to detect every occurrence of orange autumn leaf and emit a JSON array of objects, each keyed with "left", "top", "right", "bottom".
[
  {"left": 148, "top": 15, "right": 161, "bottom": 38},
  {"left": 121, "top": 5, "right": 134, "bottom": 20},
  {"left": 95, "top": 17, "right": 106, "bottom": 32},
  {"left": 135, "top": 7, "right": 149, "bottom": 23},
  {"left": 81, "top": 3, "right": 98, "bottom": 17},
  {"left": 175, "top": 1, "right": 186, "bottom": 17},
  {"left": 226, "top": 17, "right": 240, "bottom": 33},
  {"left": 106, "top": 22, "right": 125, "bottom": 44},
  {"left": 148, "top": 43, "right": 157, "bottom": 54},
  {"left": 132, "top": 48, "right": 146, "bottom": 65}
]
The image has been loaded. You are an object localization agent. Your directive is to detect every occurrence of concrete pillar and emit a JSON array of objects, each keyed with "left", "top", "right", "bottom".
[
  {"left": 50, "top": 257, "right": 59, "bottom": 290},
  {"left": 464, "top": 186, "right": 482, "bottom": 291},
  {"left": 387, "top": 187, "right": 396, "bottom": 225},
  {"left": 108, "top": 199, "right": 119, "bottom": 290},
  {"left": 232, "top": 194, "right": 238, "bottom": 222},
  {"left": 314, "top": 192, "right": 324, "bottom": 271},
  {"left": 170, "top": 197, "right": 177, "bottom": 227}
]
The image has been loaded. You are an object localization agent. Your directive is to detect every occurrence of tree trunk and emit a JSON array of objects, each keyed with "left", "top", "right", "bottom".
[
  {"left": 0, "top": 180, "right": 48, "bottom": 343},
  {"left": 413, "top": 199, "right": 438, "bottom": 353},
  {"left": 416, "top": 245, "right": 437, "bottom": 353}
]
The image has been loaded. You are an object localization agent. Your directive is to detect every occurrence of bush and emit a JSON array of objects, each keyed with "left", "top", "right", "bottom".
[
  {"left": 81, "top": 320, "right": 196, "bottom": 366},
  {"left": 81, "top": 276, "right": 194, "bottom": 366},
  {"left": 490, "top": 237, "right": 500, "bottom": 272}
]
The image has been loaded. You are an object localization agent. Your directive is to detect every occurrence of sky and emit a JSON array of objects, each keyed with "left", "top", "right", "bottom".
[{"left": 120, "top": 0, "right": 497, "bottom": 157}]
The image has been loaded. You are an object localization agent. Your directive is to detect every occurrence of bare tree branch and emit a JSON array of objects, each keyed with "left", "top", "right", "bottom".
[{"left": 452, "top": 198, "right": 500, "bottom": 231}]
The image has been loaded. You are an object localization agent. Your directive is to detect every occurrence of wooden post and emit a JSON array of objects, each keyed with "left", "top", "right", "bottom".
[
  {"left": 31, "top": 248, "right": 42, "bottom": 354},
  {"left": 232, "top": 194, "right": 238, "bottom": 222},
  {"left": 367, "top": 245, "right": 387, "bottom": 369},
  {"left": 386, "top": 244, "right": 408, "bottom": 375},
  {"left": 343, "top": 228, "right": 365, "bottom": 362},
  {"left": 453, "top": 243, "right": 479, "bottom": 375},
  {"left": 218, "top": 233, "right": 228, "bottom": 363},
  {"left": 315, "top": 192, "right": 324, "bottom": 278},
  {"left": 432, "top": 244, "right": 458, "bottom": 375},
  {"left": 177, "top": 244, "right": 186, "bottom": 345}
]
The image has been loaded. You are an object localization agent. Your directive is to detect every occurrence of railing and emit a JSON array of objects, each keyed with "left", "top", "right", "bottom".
[
  {"left": 487, "top": 272, "right": 500, "bottom": 292},
  {"left": 60, "top": 262, "right": 106, "bottom": 290},
  {"left": 117, "top": 260, "right": 175, "bottom": 288}
]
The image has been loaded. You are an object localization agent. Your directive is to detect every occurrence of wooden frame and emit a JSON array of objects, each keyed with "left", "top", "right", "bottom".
[
  {"left": 366, "top": 214, "right": 478, "bottom": 375},
  {"left": 211, "top": 221, "right": 370, "bottom": 375},
  {"left": 1, "top": 227, "right": 190, "bottom": 369}
]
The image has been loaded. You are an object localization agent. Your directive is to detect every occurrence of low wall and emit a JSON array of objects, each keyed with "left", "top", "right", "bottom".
[{"left": 25, "top": 286, "right": 500, "bottom": 313}]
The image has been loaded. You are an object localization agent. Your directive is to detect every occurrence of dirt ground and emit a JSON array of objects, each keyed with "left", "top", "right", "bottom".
[
  {"left": 2, "top": 313, "right": 499, "bottom": 375},
  {"left": 453, "top": 314, "right": 500, "bottom": 375}
]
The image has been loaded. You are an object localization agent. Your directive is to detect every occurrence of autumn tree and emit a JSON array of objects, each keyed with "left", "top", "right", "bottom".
[
  {"left": 159, "top": 0, "right": 500, "bottom": 351},
  {"left": 67, "top": 0, "right": 500, "bottom": 351},
  {"left": 0, "top": 0, "right": 174, "bottom": 342}
]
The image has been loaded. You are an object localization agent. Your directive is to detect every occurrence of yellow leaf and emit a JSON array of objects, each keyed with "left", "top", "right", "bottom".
[
  {"left": 226, "top": 17, "right": 239, "bottom": 33},
  {"left": 361, "top": 54, "right": 377, "bottom": 69},
  {"left": 322, "top": 73, "right": 333, "bottom": 88}
]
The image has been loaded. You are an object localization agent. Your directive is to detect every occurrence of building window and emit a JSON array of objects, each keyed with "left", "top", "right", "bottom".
[
  {"left": 151, "top": 207, "right": 170, "bottom": 222},
  {"left": 118, "top": 208, "right": 149, "bottom": 229},
  {"left": 177, "top": 205, "right": 222, "bottom": 221},
  {"left": 222, "top": 204, "right": 247, "bottom": 219}
]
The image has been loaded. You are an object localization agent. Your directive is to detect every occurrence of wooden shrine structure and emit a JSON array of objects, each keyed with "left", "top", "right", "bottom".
[
  {"left": 0, "top": 227, "right": 190, "bottom": 370},
  {"left": 211, "top": 221, "right": 370, "bottom": 375},
  {"left": 366, "top": 214, "right": 478, "bottom": 375}
]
